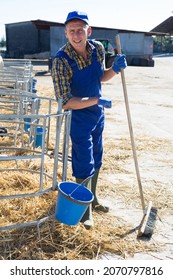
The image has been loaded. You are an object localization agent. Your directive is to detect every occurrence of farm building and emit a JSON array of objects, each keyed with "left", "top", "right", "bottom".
[
  {"left": 5, "top": 20, "right": 63, "bottom": 58},
  {"left": 5, "top": 18, "right": 168, "bottom": 66},
  {"left": 4, "top": 19, "right": 159, "bottom": 58}
]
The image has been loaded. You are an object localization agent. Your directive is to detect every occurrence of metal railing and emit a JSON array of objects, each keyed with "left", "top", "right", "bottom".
[{"left": 0, "top": 60, "right": 71, "bottom": 233}]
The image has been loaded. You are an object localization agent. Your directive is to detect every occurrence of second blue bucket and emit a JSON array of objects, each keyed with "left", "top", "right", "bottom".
[
  {"left": 35, "top": 127, "right": 44, "bottom": 148},
  {"left": 24, "top": 117, "right": 31, "bottom": 132},
  {"left": 30, "top": 127, "right": 46, "bottom": 148},
  {"left": 55, "top": 181, "right": 94, "bottom": 226}
]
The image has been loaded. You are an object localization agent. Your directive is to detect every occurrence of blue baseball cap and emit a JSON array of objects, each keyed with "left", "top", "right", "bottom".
[{"left": 64, "top": 11, "right": 89, "bottom": 25}]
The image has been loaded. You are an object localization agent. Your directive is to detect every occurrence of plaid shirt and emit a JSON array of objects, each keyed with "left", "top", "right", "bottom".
[{"left": 52, "top": 40, "right": 104, "bottom": 105}]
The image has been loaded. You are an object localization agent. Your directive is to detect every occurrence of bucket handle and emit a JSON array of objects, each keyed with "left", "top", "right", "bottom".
[
  {"left": 80, "top": 176, "right": 92, "bottom": 186},
  {"left": 69, "top": 176, "right": 92, "bottom": 197}
]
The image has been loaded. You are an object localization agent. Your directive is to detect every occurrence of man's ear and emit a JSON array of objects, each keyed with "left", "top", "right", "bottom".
[{"left": 87, "top": 26, "right": 92, "bottom": 37}]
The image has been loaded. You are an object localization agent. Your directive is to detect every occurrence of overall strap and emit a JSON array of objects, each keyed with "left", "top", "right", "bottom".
[{"left": 54, "top": 50, "right": 77, "bottom": 69}]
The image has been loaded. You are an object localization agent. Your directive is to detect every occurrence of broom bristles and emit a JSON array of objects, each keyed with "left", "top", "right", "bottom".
[
  {"left": 138, "top": 201, "right": 157, "bottom": 239},
  {"left": 142, "top": 207, "right": 157, "bottom": 238}
]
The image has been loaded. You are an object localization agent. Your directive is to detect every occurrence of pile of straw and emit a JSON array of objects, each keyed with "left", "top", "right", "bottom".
[{"left": 1, "top": 211, "right": 158, "bottom": 260}]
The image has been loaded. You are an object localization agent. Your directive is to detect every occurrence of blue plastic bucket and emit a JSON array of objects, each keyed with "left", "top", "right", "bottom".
[
  {"left": 24, "top": 118, "right": 31, "bottom": 132},
  {"left": 55, "top": 182, "right": 94, "bottom": 226},
  {"left": 24, "top": 118, "right": 40, "bottom": 132},
  {"left": 35, "top": 127, "right": 45, "bottom": 148},
  {"left": 30, "top": 126, "right": 46, "bottom": 148}
]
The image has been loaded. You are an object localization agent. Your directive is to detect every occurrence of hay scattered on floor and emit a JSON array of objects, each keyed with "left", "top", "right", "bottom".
[
  {"left": 102, "top": 136, "right": 173, "bottom": 216},
  {"left": 0, "top": 192, "right": 56, "bottom": 227},
  {"left": 0, "top": 168, "right": 53, "bottom": 196},
  {"left": 0, "top": 212, "right": 159, "bottom": 260}
]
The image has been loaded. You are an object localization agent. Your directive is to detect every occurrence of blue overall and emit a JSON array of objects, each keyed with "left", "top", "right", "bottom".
[{"left": 57, "top": 42, "right": 104, "bottom": 179}]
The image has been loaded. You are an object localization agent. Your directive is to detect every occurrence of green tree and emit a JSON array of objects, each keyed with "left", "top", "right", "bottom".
[{"left": 153, "top": 35, "right": 173, "bottom": 53}]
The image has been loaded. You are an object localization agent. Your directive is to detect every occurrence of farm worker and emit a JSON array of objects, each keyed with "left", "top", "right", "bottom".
[{"left": 52, "top": 11, "right": 127, "bottom": 229}]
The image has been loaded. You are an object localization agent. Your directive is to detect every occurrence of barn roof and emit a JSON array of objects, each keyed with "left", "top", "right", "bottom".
[
  {"left": 150, "top": 16, "right": 173, "bottom": 35},
  {"left": 31, "top": 20, "right": 64, "bottom": 29},
  {"left": 31, "top": 19, "right": 167, "bottom": 36},
  {"left": 6, "top": 19, "right": 167, "bottom": 36}
]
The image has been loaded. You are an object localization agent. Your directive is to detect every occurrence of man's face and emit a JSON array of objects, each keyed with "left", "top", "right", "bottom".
[{"left": 65, "top": 20, "right": 91, "bottom": 53}]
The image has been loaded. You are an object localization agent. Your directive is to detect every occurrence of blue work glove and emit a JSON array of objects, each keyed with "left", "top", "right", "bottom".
[
  {"left": 98, "top": 97, "right": 112, "bottom": 108},
  {"left": 112, "top": 54, "right": 127, "bottom": 73}
]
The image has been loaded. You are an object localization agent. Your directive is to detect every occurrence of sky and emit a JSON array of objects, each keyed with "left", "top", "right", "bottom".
[{"left": 0, "top": 0, "right": 172, "bottom": 39}]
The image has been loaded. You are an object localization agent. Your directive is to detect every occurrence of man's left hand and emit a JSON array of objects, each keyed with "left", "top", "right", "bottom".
[
  {"left": 98, "top": 97, "right": 112, "bottom": 108},
  {"left": 112, "top": 54, "right": 127, "bottom": 73}
]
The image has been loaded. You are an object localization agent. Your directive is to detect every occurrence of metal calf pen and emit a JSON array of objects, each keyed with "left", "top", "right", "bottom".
[
  {"left": 0, "top": 60, "right": 34, "bottom": 92},
  {"left": 0, "top": 101, "right": 71, "bottom": 232},
  {"left": 0, "top": 66, "right": 71, "bottom": 234}
]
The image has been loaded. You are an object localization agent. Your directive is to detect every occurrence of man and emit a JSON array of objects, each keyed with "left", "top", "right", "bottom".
[{"left": 52, "top": 11, "right": 127, "bottom": 229}]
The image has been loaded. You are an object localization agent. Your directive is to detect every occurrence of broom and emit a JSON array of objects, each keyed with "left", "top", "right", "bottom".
[{"left": 115, "top": 34, "right": 157, "bottom": 238}]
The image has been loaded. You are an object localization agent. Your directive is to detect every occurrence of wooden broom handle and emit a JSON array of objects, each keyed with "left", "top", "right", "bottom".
[{"left": 115, "top": 34, "right": 145, "bottom": 210}]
